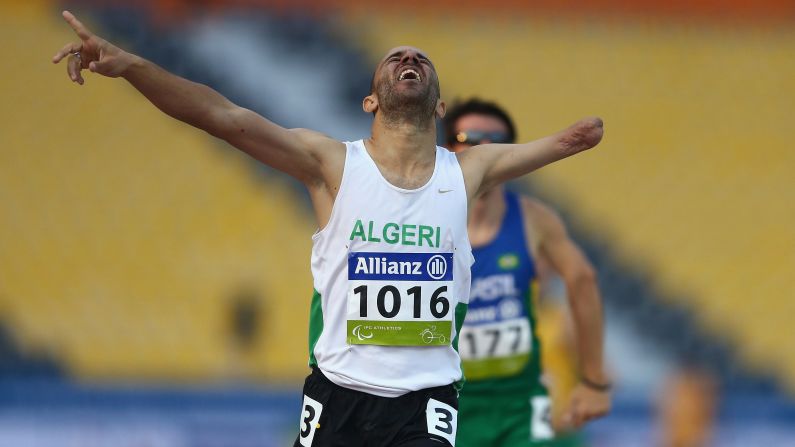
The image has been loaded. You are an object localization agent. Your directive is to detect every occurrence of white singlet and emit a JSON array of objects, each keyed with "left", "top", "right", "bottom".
[{"left": 307, "top": 139, "right": 473, "bottom": 397}]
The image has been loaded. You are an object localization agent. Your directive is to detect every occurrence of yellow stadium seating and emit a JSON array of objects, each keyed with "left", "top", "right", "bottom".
[{"left": 0, "top": 3, "right": 315, "bottom": 382}]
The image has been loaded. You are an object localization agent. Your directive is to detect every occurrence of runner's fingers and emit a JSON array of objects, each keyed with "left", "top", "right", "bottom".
[
  {"left": 561, "top": 411, "right": 575, "bottom": 430},
  {"left": 67, "top": 54, "right": 84, "bottom": 84},
  {"left": 62, "top": 10, "right": 93, "bottom": 40},
  {"left": 590, "top": 405, "right": 606, "bottom": 419},
  {"left": 571, "top": 403, "right": 587, "bottom": 428},
  {"left": 580, "top": 404, "right": 604, "bottom": 423},
  {"left": 52, "top": 42, "right": 81, "bottom": 64}
]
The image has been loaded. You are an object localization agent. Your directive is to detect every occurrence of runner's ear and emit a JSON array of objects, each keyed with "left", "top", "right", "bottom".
[
  {"left": 363, "top": 94, "right": 378, "bottom": 114},
  {"left": 435, "top": 99, "right": 446, "bottom": 119}
]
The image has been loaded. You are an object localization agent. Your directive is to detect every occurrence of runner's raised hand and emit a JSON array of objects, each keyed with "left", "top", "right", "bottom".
[{"left": 52, "top": 10, "right": 134, "bottom": 84}]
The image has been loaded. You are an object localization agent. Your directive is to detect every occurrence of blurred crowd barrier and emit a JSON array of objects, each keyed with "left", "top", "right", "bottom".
[{"left": 0, "top": 381, "right": 793, "bottom": 447}]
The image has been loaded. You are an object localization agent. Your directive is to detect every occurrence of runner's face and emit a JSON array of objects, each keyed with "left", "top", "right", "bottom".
[
  {"left": 449, "top": 114, "right": 511, "bottom": 153},
  {"left": 373, "top": 46, "right": 440, "bottom": 105}
]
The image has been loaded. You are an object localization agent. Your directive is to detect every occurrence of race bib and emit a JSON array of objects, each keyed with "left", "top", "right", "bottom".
[
  {"left": 347, "top": 252, "right": 454, "bottom": 346},
  {"left": 459, "top": 318, "right": 532, "bottom": 379}
]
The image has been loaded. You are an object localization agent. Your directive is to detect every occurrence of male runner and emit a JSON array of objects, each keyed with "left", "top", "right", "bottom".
[
  {"left": 53, "top": 11, "right": 604, "bottom": 446},
  {"left": 444, "top": 99, "right": 611, "bottom": 446}
]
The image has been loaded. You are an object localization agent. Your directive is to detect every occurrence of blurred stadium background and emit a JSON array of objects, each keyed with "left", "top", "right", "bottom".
[{"left": 2, "top": 0, "right": 794, "bottom": 445}]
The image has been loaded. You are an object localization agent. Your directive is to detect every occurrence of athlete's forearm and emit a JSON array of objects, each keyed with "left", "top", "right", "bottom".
[
  {"left": 476, "top": 117, "right": 603, "bottom": 194},
  {"left": 121, "top": 55, "right": 235, "bottom": 137},
  {"left": 566, "top": 269, "right": 608, "bottom": 384}
]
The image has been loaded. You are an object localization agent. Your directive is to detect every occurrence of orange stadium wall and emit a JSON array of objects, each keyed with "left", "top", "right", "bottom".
[{"left": 67, "top": 0, "right": 795, "bottom": 21}]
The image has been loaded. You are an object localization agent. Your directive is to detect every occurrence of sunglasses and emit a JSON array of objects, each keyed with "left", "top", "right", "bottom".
[{"left": 454, "top": 130, "right": 512, "bottom": 145}]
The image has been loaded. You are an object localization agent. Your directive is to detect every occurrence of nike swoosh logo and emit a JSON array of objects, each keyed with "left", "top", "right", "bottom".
[{"left": 438, "top": 189, "right": 453, "bottom": 193}]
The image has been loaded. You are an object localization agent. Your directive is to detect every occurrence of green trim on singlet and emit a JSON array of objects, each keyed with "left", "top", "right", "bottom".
[
  {"left": 452, "top": 302, "right": 468, "bottom": 352},
  {"left": 460, "top": 283, "right": 544, "bottom": 394},
  {"left": 307, "top": 289, "right": 324, "bottom": 367},
  {"left": 453, "top": 302, "right": 469, "bottom": 391}
]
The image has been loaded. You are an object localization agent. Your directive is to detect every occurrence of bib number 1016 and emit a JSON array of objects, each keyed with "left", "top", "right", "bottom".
[{"left": 353, "top": 285, "right": 449, "bottom": 319}]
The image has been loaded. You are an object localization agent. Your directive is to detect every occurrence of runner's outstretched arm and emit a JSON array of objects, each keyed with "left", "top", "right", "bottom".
[
  {"left": 51, "top": 10, "right": 343, "bottom": 187},
  {"left": 457, "top": 117, "right": 603, "bottom": 200}
]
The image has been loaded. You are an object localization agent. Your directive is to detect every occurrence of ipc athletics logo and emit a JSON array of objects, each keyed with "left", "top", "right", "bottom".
[
  {"left": 426, "top": 255, "right": 448, "bottom": 280},
  {"left": 352, "top": 325, "right": 374, "bottom": 341}
]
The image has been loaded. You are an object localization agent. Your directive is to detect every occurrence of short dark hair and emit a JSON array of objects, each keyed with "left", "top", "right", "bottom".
[{"left": 443, "top": 98, "right": 517, "bottom": 146}]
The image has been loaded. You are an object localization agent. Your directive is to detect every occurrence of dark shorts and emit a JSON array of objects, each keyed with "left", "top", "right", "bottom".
[{"left": 294, "top": 367, "right": 459, "bottom": 447}]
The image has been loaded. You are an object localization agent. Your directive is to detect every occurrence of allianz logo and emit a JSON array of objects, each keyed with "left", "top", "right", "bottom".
[
  {"left": 426, "top": 255, "right": 447, "bottom": 279},
  {"left": 353, "top": 255, "right": 448, "bottom": 279}
]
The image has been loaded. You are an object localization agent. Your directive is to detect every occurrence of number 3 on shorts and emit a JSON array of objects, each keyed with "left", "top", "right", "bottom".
[
  {"left": 426, "top": 398, "right": 457, "bottom": 445},
  {"left": 298, "top": 395, "right": 323, "bottom": 447},
  {"left": 530, "top": 396, "right": 554, "bottom": 440}
]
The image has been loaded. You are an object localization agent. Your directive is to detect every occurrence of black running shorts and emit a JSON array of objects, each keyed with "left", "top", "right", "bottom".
[{"left": 294, "top": 367, "right": 459, "bottom": 447}]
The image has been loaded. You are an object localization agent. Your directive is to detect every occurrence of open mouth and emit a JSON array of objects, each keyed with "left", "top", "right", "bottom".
[{"left": 398, "top": 68, "right": 422, "bottom": 82}]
